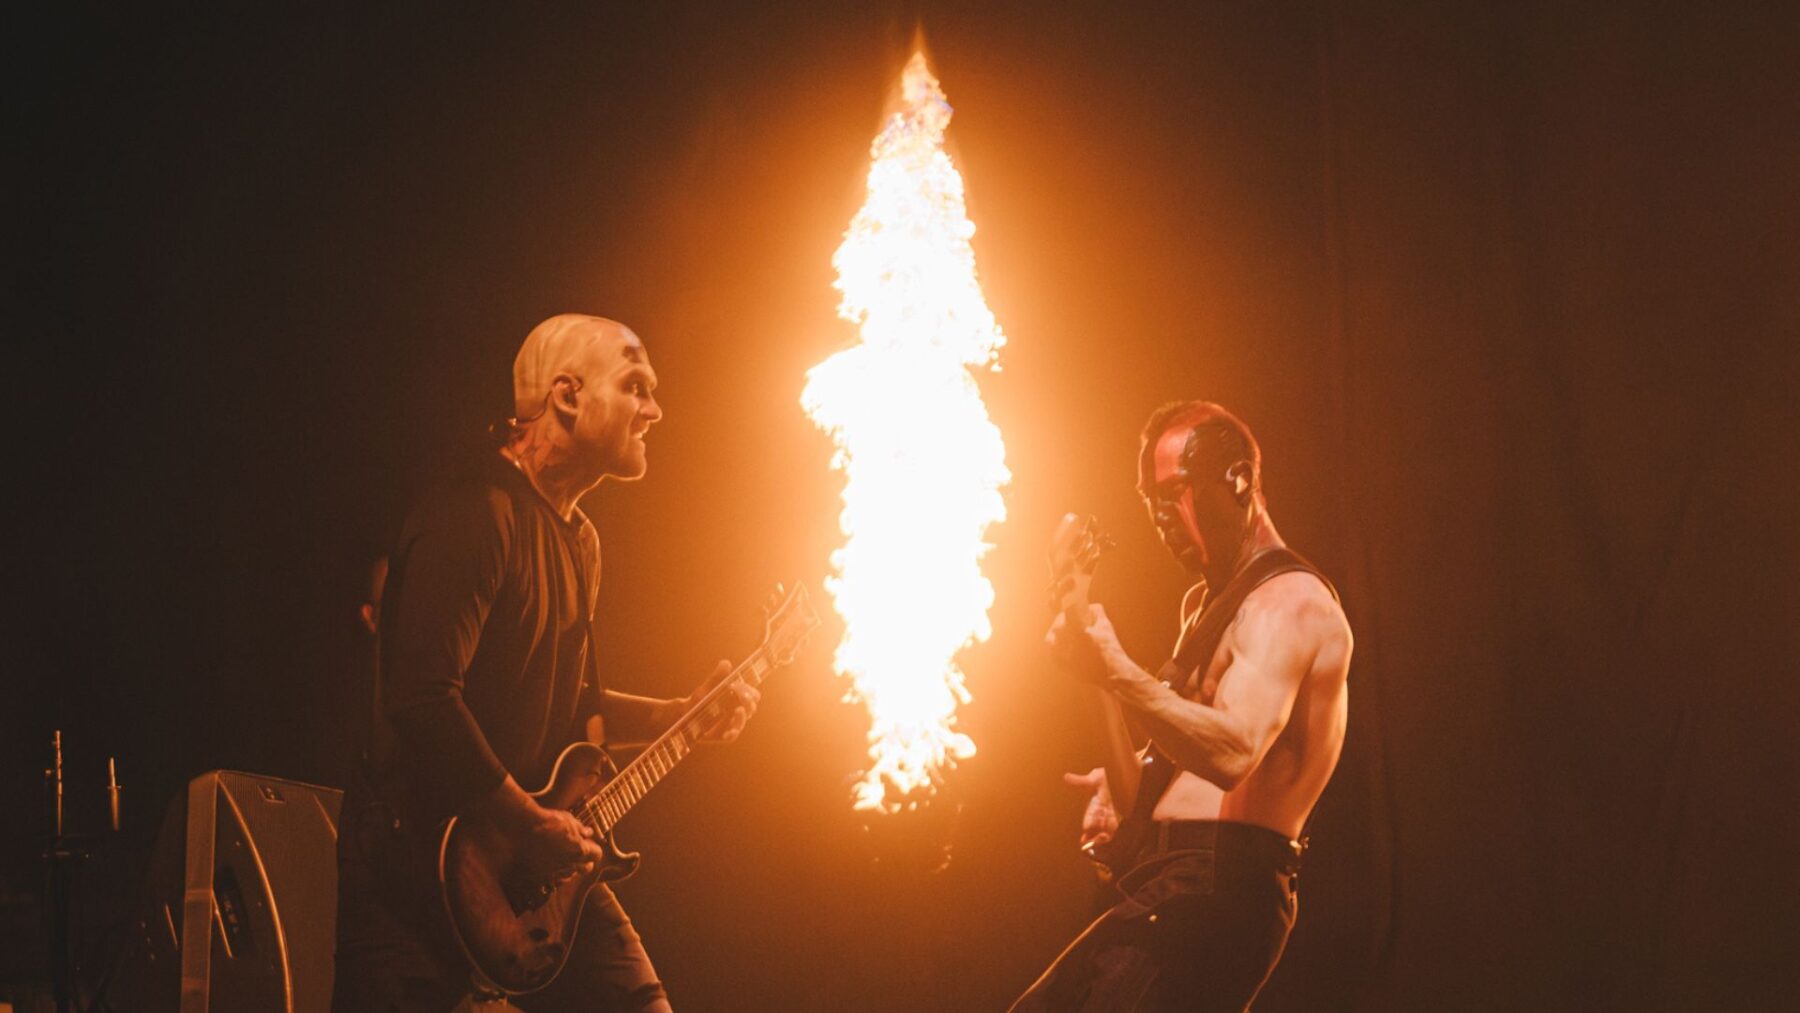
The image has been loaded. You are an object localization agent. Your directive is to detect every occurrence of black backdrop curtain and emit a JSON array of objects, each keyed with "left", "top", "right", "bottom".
[
  {"left": 1308, "top": 4, "right": 1800, "bottom": 1009},
  {"left": 10, "top": 2, "right": 1798, "bottom": 1010}
]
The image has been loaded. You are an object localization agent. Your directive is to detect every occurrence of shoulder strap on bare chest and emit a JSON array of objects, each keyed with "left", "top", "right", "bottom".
[{"left": 1164, "top": 548, "right": 1337, "bottom": 697}]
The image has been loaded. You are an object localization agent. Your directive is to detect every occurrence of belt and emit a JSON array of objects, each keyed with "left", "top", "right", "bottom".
[{"left": 1148, "top": 820, "right": 1308, "bottom": 872}]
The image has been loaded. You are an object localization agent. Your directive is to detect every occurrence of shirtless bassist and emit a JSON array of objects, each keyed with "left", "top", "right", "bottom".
[{"left": 1014, "top": 401, "right": 1352, "bottom": 1013}]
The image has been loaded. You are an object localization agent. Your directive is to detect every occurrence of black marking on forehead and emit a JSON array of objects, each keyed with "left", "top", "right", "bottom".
[
  {"left": 1138, "top": 425, "right": 1197, "bottom": 496},
  {"left": 616, "top": 355, "right": 658, "bottom": 391}
]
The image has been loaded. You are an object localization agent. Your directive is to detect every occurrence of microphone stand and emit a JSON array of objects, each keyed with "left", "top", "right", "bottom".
[
  {"left": 43, "top": 731, "right": 122, "bottom": 1013},
  {"left": 45, "top": 729, "right": 75, "bottom": 1013}
]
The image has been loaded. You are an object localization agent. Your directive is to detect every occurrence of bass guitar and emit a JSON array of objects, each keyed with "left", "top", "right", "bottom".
[
  {"left": 438, "top": 581, "right": 819, "bottom": 994},
  {"left": 1047, "top": 513, "right": 1146, "bottom": 875}
]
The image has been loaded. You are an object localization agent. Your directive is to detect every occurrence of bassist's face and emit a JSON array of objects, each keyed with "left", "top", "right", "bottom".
[
  {"left": 1140, "top": 422, "right": 1255, "bottom": 583},
  {"left": 1140, "top": 424, "right": 1210, "bottom": 574}
]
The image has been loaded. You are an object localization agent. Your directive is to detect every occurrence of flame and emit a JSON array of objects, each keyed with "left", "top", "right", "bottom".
[{"left": 802, "top": 52, "right": 1010, "bottom": 812}]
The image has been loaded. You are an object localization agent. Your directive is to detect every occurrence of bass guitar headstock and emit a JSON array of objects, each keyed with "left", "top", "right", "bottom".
[
  {"left": 1047, "top": 513, "right": 1113, "bottom": 615},
  {"left": 759, "top": 581, "right": 820, "bottom": 668}
]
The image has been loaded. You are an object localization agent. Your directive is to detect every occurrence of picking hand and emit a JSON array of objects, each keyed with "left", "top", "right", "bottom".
[
  {"left": 517, "top": 802, "right": 605, "bottom": 884},
  {"left": 1063, "top": 766, "right": 1120, "bottom": 850},
  {"left": 684, "top": 659, "right": 760, "bottom": 744}
]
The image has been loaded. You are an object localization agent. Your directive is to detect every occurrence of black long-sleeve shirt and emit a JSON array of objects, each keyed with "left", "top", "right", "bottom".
[{"left": 370, "top": 452, "right": 603, "bottom": 824}]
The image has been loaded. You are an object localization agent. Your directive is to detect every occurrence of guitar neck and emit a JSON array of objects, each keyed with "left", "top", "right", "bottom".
[
  {"left": 1094, "top": 691, "right": 1141, "bottom": 815},
  {"left": 1062, "top": 585, "right": 1142, "bottom": 815},
  {"left": 580, "top": 647, "right": 773, "bottom": 834}
]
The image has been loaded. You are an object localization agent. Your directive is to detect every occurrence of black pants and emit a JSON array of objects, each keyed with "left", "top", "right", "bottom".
[
  {"left": 1010, "top": 822, "right": 1301, "bottom": 1013},
  {"left": 331, "top": 780, "right": 669, "bottom": 1013}
]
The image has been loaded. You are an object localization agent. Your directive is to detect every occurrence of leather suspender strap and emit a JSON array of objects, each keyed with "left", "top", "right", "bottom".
[{"left": 1165, "top": 547, "right": 1336, "bottom": 698}]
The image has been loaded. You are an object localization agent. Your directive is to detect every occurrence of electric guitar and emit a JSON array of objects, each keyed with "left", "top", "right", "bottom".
[
  {"left": 1047, "top": 514, "right": 1145, "bottom": 875},
  {"left": 438, "top": 582, "right": 819, "bottom": 995}
]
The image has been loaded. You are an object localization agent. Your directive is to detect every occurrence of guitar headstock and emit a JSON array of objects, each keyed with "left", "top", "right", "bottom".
[
  {"left": 1047, "top": 513, "right": 1112, "bottom": 613},
  {"left": 760, "top": 581, "right": 820, "bottom": 668}
]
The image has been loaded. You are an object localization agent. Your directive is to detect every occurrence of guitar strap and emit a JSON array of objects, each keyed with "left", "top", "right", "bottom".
[{"left": 1118, "top": 547, "right": 1339, "bottom": 837}]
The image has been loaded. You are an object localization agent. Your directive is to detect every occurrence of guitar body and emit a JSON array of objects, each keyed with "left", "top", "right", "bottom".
[
  {"left": 439, "top": 742, "right": 641, "bottom": 994},
  {"left": 435, "top": 580, "right": 819, "bottom": 996}
]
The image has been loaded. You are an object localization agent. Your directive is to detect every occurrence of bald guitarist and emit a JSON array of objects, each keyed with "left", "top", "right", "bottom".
[
  {"left": 333, "top": 315, "right": 758, "bottom": 1013},
  {"left": 1014, "top": 402, "right": 1352, "bottom": 1013}
]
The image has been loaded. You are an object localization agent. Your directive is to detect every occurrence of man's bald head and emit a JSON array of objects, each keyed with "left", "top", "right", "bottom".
[{"left": 513, "top": 314, "right": 642, "bottom": 420}]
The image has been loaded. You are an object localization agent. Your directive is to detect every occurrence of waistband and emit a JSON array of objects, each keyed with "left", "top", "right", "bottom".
[{"left": 1145, "top": 819, "right": 1307, "bottom": 873}]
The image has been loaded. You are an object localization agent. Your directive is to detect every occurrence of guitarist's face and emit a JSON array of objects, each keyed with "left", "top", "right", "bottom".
[
  {"left": 1141, "top": 422, "right": 1256, "bottom": 581},
  {"left": 568, "top": 330, "right": 663, "bottom": 481},
  {"left": 1140, "top": 424, "right": 1210, "bottom": 573}
]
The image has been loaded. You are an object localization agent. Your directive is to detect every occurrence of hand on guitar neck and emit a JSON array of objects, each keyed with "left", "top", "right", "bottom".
[
  {"left": 1045, "top": 605, "right": 1127, "bottom": 686},
  {"left": 672, "top": 659, "right": 761, "bottom": 745}
]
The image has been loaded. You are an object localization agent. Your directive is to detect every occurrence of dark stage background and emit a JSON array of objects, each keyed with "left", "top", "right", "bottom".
[{"left": 11, "top": 2, "right": 1799, "bottom": 1010}]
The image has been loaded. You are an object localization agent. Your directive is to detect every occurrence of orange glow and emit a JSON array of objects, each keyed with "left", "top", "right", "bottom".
[{"left": 802, "top": 52, "right": 1010, "bottom": 812}]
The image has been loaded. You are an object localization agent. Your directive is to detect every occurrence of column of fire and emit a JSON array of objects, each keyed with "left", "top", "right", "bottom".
[{"left": 802, "top": 52, "right": 1010, "bottom": 813}]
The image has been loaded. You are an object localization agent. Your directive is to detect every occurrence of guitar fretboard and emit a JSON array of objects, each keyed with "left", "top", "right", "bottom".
[{"left": 579, "top": 648, "right": 774, "bottom": 833}]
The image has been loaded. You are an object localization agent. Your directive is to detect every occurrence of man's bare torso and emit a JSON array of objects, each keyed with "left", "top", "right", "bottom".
[{"left": 1152, "top": 571, "right": 1352, "bottom": 838}]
